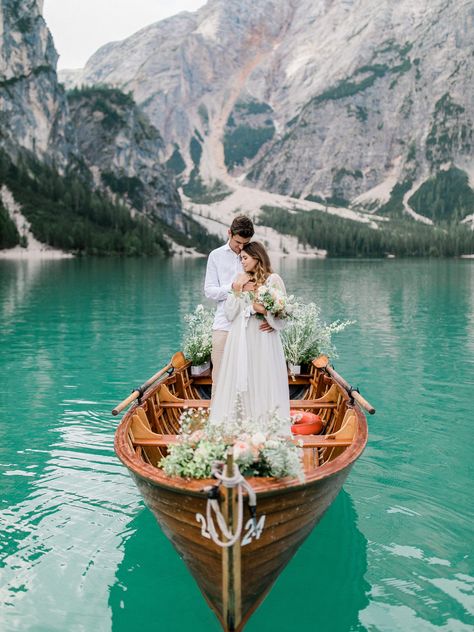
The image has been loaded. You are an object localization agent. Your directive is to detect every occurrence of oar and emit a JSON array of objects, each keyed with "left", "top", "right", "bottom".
[
  {"left": 314, "top": 355, "right": 376, "bottom": 414},
  {"left": 112, "top": 362, "right": 173, "bottom": 416}
]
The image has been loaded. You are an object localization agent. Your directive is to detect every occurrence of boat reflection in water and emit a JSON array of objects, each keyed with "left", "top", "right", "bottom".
[{"left": 109, "top": 490, "right": 369, "bottom": 632}]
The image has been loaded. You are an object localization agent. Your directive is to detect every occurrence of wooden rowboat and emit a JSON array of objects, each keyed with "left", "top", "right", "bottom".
[{"left": 113, "top": 353, "right": 373, "bottom": 631}]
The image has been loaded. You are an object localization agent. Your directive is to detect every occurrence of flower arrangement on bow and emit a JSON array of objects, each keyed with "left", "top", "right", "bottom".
[
  {"left": 281, "top": 301, "right": 354, "bottom": 366},
  {"left": 254, "top": 285, "right": 296, "bottom": 319},
  {"left": 182, "top": 304, "right": 214, "bottom": 365},
  {"left": 160, "top": 404, "right": 304, "bottom": 481}
]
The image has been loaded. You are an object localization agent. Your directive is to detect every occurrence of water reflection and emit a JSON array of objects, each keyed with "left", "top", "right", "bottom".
[
  {"left": 109, "top": 490, "right": 370, "bottom": 632},
  {"left": 1, "top": 257, "right": 473, "bottom": 631},
  {"left": 0, "top": 406, "right": 135, "bottom": 632},
  {"left": 247, "top": 490, "right": 370, "bottom": 632}
]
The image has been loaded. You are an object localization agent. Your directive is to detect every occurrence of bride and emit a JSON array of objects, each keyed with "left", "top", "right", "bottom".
[{"left": 208, "top": 241, "right": 290, "bottom": 434}]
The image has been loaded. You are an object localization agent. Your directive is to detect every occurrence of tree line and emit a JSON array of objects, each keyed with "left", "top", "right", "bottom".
[{"left": 259, "top": 205, "right": 474, "bottom": 257}]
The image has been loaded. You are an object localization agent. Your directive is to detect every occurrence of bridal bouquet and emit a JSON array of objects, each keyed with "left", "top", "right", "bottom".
[
  {"left": 255, "top": 286, "right": 295, "bottom": 319},
  {"left": 160, "top": 405, "right": 304, "bottom": 481}
]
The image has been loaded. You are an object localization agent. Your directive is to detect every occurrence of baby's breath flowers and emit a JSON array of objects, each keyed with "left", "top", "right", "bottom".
[
  {"left": 281, "top": 302, "right": 354, "bottom": 367},
  {"left": 182, "top": 304, "right": 214, "bottom": 365},
  {"left": 160, "top": 405, "right": 304, "bottom": 481}
]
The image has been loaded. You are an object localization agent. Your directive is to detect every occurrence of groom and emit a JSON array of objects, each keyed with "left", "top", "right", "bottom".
[
  {"left": 204, "top": 215, "right": 271, "bottom": 390},
  {"left": 204, "top": 215, "right": 254, "bottom": 390}
]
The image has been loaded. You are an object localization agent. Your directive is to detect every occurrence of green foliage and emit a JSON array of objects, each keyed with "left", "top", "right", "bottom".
[
  {"left": 160, "top": 405, "right": 303, "bottom": 480},
  {"left": 224, "top": 125, "right": 275, "bottom": 169},
  {"left": 17, "top": 16, "right": 33, "bottom": 33},
  {"left": 67, "top": 86, "right": 135, "bottom": 131},
  {"left": 0, "top": 200, "right": 19, "bottom": 248},
  {"left": 235, "top": 101, "right": 273, "bottom": 115},
  {"left": 101, "top": 171, "right": 145, "bottom": 210},
  {"left": 304, "top": 194, "right": 327, "bottom": 205},
  {"left": 408, "top": 168, "right": 474, "bottom": 222},
  {"left": 355, "top": 106, "right": 368, "bottom": 122},
  {"left": 407, "top": 142, "right": 417, "bottom": 162},
  {"left": 166, "top": 146, "right": 186, "bottom": 175},
  {"left": 182, "top": 304, "right": 214, "bottom": 364},
  {"left": 67, "top": 85, "right": 135, "bottom": 108},
  {"left": 425, "top": 93, "right": 472, "bottom": 166},
  {"left": 378, "top": 179, "right": 414, "bottom": 217},
  {"left": 305, "top": 41, "right": 413, "bottom": 111},
  {"left": 182, "top": 170, "right": 232, "bottom": 205},
  {"left": 281, "top": 302, "right": 353, "bottom": 365},
  {"left": 333, "top": 168, "right": 363, "bottom": 184},
  {"left": 0, "top": 150, "right": 169, "bottom": 256},
  {"left": 161, "top": 212, "right": 221, "bottom": 255},
  {"left": 190, "top": 137, "right": 202, "bottom": 167},
  {"left": 259, "top": 205, "right": 474, "bottom": 258},
  {"left": 198, "top": 104, "right": 209, "bottom": 126}
]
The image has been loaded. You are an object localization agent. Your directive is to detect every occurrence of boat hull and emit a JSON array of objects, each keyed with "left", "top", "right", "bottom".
[{"left": 123, "top": 457, "right": 357, "bottom": 631}]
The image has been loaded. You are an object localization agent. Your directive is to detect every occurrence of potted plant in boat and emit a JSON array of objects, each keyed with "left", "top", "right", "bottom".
[
  {"left": 281, "top": 302, "right": 354, "bottom": 375},
  {"left": 183, "top": 304, "right": 214, "bottom": 375}
]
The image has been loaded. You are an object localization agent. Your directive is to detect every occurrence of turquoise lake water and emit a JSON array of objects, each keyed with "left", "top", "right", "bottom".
[{"left": 0, "top": 257, "right": 473, "bottom": 631}]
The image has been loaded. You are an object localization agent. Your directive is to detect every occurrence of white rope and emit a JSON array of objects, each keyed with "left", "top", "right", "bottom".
[{"left": 205, "top": 462, "right": 257, "bottom": 548}]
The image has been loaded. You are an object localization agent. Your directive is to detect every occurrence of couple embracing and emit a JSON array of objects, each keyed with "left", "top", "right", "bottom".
[{"left": 204, "top": 215, "right": 290, "bottom": 435}]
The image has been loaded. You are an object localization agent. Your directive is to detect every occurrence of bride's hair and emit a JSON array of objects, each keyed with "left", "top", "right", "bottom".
[{"left": 242, "top": 241, "right": 273, "bottom": 287}]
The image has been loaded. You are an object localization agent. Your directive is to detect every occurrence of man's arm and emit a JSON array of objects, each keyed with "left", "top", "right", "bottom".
[{"left": 204, "top": 253, "right": 232, "bottom": 301}]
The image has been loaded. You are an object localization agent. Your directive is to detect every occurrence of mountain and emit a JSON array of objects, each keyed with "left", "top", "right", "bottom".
[
  {"left": 0, "top": 0, "right": 73, "bottom": 165},
  {"left": 64, "top": 0, "right": 474, "bottom": 227},
  {"left": 67, "top": 86, "right": 182, "bottom": 228},
  {"left": 0, "top": 0, "right": 193, "bottom": 255}
]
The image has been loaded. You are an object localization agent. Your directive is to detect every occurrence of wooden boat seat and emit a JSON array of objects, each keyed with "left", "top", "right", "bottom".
[
  {"left": 290, "top": 400, "right": 337, "bottom": 409},
  {"left": 131, "top": 434, "right": 352, "bottom": 449},
  {"left": 156, "top": 382, "right": 210, "bottom": 409},
  {"left": 161, "top": 399, "right": 210, "bottom": 409},
  {"left": 169, "top": 351, "right": 201, "bottom": 399}
]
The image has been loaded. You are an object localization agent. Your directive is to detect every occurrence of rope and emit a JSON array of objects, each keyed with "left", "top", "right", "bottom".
[{"left": 205, "top": 462, "right": 257, "bottom": 548}]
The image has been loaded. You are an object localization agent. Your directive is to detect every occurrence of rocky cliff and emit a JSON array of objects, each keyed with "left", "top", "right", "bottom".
[
  {"left": 0, "top": 0, "right": 184, "bottom": 243},
  {"left": 67, "top": 86, "right": 182, "bottom": 228},
  {"left": 65, "top": 0, "right": 474, "bottom": 224},
  {"left": 0, "top": 0, "right": 73, "bottom": 165}
]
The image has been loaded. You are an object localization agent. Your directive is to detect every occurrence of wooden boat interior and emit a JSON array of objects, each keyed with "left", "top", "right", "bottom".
[{"left": 124, "top": 352, "right": 364, "bottom": 479}]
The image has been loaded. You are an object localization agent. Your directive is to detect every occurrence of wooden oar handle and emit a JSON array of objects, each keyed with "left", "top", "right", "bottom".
[
  {"left": 350, "top": 390, "right": 376, "bottom": 415},
  {"left": 112, "top": 362, "right": 173, "bottom": 416},
  {"left": 112, "top": 390, "right": 141, "bottom": 416},
  {"left": 315, "top": 355, "right": 376, "bottom": 415}
]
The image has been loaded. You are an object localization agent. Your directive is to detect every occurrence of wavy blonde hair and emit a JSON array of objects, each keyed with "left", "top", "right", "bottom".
[{"left": 242, "top": 241, "right": 273, "bottom": 287}]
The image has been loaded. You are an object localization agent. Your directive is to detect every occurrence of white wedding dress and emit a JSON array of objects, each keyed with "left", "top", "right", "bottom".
[{"left": 208, "top": 273, "right": 291, "bottom": 435}]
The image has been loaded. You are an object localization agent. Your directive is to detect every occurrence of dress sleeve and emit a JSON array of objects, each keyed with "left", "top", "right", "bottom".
[
  {"left": 224, "top": 292, "right": 244, "bottom": 322},
  {"left": 265, "top": 274, "right": 287, "bottom": 331}
]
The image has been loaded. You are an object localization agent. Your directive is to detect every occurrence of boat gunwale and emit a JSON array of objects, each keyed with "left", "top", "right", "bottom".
[{"left": 114, "top": 375, "right": 368, "bottom": 497}]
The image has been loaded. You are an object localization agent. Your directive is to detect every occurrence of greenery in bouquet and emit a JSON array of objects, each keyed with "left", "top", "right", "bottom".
[
  {"left": 182, "top": 304, "right": 214, "bottom": 365},
  {"left": 281, "top": 301, "right": 354, "bottom": 366},
  {"left": 254, "top": 285, "right": 296, "bottom": 319},
  {"left": 160, "top": 402, "right": 304, "bottom": 481}
]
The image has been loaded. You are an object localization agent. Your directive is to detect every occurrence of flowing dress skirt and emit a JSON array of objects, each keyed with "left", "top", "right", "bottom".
[{"left": 209, "top": 301, "right": 290, "bottom": 434}]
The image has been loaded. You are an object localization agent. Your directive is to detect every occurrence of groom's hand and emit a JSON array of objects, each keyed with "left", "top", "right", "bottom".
[{"left": 259, "top": 319, "right": 274, "bottom": 332}]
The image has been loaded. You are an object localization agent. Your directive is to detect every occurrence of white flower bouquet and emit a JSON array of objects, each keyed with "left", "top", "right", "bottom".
[
  {"left": 254, "top": 286, "right": 295, "bottom": 319},
  {"left": 160, "top": 406, "right": 304, "bottom": 481},
  {"left": 281, "top": 302, "right": 354, "bottom": 367},
  {"left": 182, "top": 304, "right": 214, "bottom": 366}
]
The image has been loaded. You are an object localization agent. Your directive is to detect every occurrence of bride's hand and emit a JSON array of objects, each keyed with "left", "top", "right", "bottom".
[
  {"left": 252, "top": 302, "right": 267, "bottom": 315},
  {"left": 232, "top": 273, "right": 250, "bottom": 292}
]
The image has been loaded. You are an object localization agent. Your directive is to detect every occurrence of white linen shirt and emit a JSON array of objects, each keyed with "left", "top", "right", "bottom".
[{"left": 204, "top": 242, "right": 243, "bottom": 331}]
